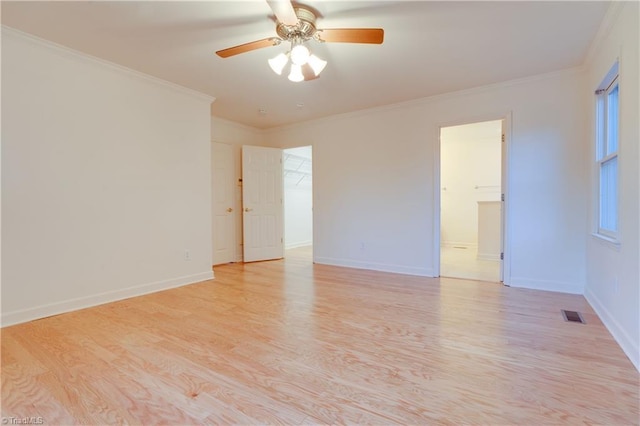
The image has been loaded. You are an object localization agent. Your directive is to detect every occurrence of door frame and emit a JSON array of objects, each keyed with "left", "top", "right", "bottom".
[
  {"left": 211, "top": 141, "right": 236, "bottom": 266},
  {"left": 433, "top": 112, "right": 512, "bottom": 285}
]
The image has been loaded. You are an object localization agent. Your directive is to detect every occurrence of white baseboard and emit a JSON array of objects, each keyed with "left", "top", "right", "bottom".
[
  {"left": 1, "top": 271, "right": 215, "bottom": 327},
  {"left": 441, "top": 241, "right": 477, "bottom": 248},
  {"left": 585, "top": 288, "right": 639, "bottom": 372},
  {"left": 509, "top": 276, "right": 583, "bottom": 294},
  {"left": 285, "top": 241, "right": 313, "bottom": 250},
  {"left": 314, "top": 256, "right": 435, "bottom": 277}
]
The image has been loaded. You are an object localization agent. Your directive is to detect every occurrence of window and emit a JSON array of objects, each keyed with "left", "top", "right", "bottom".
[{"left": 595, "top": 62, "right": 619, "bottom": 240}]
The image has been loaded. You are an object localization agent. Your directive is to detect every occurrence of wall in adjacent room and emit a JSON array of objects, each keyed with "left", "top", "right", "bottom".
[
  {"left": 284, "top": 146, "right": 313, "bottom": 249},
  {"left": 440, "top": 121, "right": 502, "bottom": 247}
]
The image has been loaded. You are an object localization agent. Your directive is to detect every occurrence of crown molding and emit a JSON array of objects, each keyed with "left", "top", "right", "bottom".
[
  {"left": 263, "top": 66, "right": 584, "bottom": 135},
  {"left": 1, "top": 25, "right": 215, "bottom": 104},
  {"left": 583, "top": 1, "right": 626, "bottom": 67},
  {"left": 211, "top": 115, "right": 264, "bottom": 136}
]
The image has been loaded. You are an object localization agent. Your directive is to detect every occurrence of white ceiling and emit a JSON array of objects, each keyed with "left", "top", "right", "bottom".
[{"left": 1, "top": 1, "right": 610, "bottom": 129}]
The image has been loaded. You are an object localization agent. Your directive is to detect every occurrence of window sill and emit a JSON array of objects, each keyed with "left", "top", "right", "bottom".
[{"left": 591, "top": 233, "right": 621, "bottom": 251}]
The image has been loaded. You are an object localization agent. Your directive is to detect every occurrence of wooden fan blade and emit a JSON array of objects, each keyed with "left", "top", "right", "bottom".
[
  {"left": 317, "top": 28, "right": 384, "bottom": 44},
  {"left": 216, "top": 38, "right": 279, "bottom": 58},
  {"left": 266, "top": 0, "right": 298, "bottom": 26}
]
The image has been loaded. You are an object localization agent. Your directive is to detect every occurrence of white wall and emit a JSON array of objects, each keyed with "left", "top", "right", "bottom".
[
  {"left": 440, "top": 121, "right": 501, "bottom": 247},
  {"left": 211, "top": 117, "right": 265, "bottom": 261},
  {"left": 1, "top": 28, "right": 214, "bottom": 326},
  {"left": 264, "top": 68, "right": 588, "bottom": 292},
  {"left": 583, "top": 2, "right": 639, "bottom": 370},
  {"left": 284, "top": 146, "right": 313, "bottom": 249}
]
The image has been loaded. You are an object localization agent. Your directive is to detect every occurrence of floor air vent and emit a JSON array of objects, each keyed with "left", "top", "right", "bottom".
[{"left": 561, "top": 310, "right": 586, "bottom": 324}]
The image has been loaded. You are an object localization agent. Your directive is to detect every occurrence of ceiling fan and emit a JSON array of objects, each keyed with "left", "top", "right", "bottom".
[{"left": 215, "top": 0, "right": 384, "bottom": 82}]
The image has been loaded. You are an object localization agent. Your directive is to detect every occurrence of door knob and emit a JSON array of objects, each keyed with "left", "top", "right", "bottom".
[
  {"left": 227, "top": 207, "right": 233, "bottom": 213},
  {"left": 244, "top": 207, "right": 253, "bottom": 212}
]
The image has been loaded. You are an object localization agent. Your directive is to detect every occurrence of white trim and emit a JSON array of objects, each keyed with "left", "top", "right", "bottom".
[
  {"left": 501, "top": 112, "right": 513, "bottom": 285},
  {"left": 594, "top": 66, "right": 620, "bottom": 241},
  {"left": 433, "top": 127, "right": 442, "bottom": 278},
  {"left": 314, "top": 256, "right": 434, "bottom": 278},
  {"left": 596, "top": 225, "right": 619, "bottom": 242},
  {"left": 1, "top": 25, "right": 215, "bottom": 104},
  {"left": 590, "top": 232, "right": 621, "bottom": 251},
  {"left": 583, "top": 2, "right": 626, "bottom": 67},
  {"left": 434, "top": 113, "right": 511, "bottom": 285},
  {"left": 509, "top": 277, "right": 583, "bottom": 295},
  {"left": 441, "top": 241, "right": 477, "bottom": 249},
  {"left": 585, "top": 289, "right": 639, "bottom": 371},
  {"left": 1, "top": 271, "right": 214, "bottom": 327}
]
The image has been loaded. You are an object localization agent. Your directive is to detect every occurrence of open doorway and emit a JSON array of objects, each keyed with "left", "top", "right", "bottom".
[
  {"left": 283, "top": 146, "right": 313, "bottom": 262},
  {"left": 439, "top": 120, "right": 503, "bottom": 282}
]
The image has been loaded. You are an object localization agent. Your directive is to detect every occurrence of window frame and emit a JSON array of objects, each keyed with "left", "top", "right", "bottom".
[{"left": 594, "top": 63, "right": 619, "bottom": 242}]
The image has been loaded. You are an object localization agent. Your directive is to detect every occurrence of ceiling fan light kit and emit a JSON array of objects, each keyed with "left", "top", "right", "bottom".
[
  {"left": 216, "top": 1, "right": 383, "bottom": 83},
  {"left": 288, "top": 64, "right": 305, "bottom": 82},
  {"left": 290, "top": 42, "right": 310, "bottom": 65},
  {"left": 306, "top": 53, "right": 327, "bottom": 75},
  {"left": 268, "top": 52, "right": 289, "bottom": 75},
  {"left": 268, "top": 39, "right": 328, "bottom": 82}
]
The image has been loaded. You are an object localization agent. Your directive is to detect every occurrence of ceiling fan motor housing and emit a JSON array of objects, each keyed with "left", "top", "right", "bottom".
[
  {"left": 276, "top": 6, "right": 317, "bottom": 41},
  {"left": 215, "top": 2, "right": 383, "bottom": 59}
]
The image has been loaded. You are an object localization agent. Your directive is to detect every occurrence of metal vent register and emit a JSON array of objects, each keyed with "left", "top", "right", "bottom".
[{"left": 561, "top": 310, "right": 586, "bottom": 324}]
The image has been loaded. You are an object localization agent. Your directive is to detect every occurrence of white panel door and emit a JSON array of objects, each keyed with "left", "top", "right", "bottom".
[
  {"left": 212, "top": 142, "right": 235, "bottom": 265},
  {"left": 242, "top": 146, "right": 284, "bottom": 262}
]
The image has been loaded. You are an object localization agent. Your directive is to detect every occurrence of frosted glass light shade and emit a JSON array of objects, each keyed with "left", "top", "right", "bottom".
[
  {"left": 268, "top": 53, "right": 289, "bottom": 75},
  {"left": 288, "top": 64, "right": 304, "bottom": 82},
  {"left": 290, "top": 44, "right": 310, "bottom": 65},
  {"left": 307, "top": 54, "right": 327, "bottom": 76}
]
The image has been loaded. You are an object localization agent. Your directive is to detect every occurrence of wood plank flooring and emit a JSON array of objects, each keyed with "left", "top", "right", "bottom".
[{"left": 2, "top": 248, "right": 638, "bottom": 424}]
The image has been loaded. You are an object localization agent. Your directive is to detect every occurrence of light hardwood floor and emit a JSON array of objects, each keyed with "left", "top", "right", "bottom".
[
  {"left": 440, "top": 245, "right": 501, "bottom": 282},
  {"left": 2, "top": 249, "right": 638, "bottom": 424}
]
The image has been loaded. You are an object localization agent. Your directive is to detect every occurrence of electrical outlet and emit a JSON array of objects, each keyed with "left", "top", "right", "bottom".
[{"left": 184, "top": 250, "right": 191, "bottom": 261}]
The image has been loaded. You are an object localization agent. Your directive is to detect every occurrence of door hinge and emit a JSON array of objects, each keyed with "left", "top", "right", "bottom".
[
  {"left": 501, "top": 193, "right": 505, "bottom": 202},
  {"left": 501, "top": 133, "right": 505, "bottom": 143},
  {"left": 500, "top": 252, "right": 504, "bottom": 260}
]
